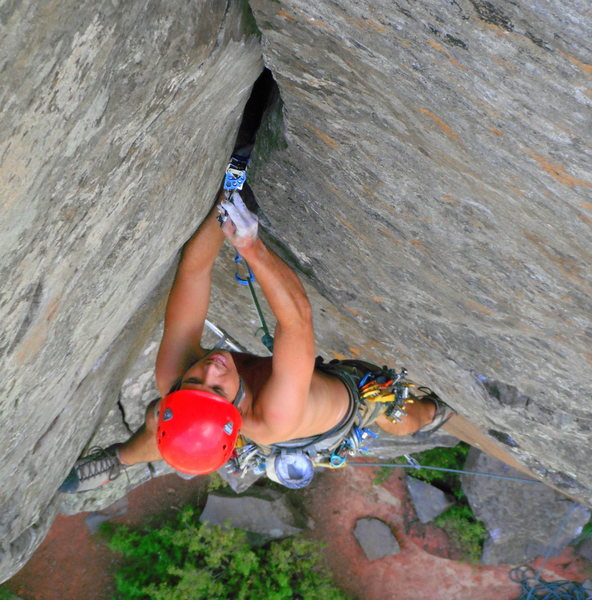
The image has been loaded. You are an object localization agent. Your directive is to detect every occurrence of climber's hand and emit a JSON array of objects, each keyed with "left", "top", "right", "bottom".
[{"left": 218, "top": 191, "right": 259, "bottom": 249}]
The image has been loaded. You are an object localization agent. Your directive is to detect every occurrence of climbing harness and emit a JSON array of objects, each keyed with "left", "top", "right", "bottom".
[{"left": 225, "top": 360, "right": 436, "bottom": 488}]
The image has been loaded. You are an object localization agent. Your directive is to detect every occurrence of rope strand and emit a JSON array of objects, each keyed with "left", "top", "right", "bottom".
[{"left": 348, "top": 460, "right": 545, "bottom": 485}]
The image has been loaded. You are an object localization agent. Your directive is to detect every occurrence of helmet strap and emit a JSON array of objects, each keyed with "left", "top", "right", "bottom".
[{"left": 233, "top": 376, "right": 246, "bottom": 408}]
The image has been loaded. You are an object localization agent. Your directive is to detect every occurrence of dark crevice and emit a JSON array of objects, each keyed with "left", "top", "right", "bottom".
[
  {"left": 487, "top": 429, "right": 519, "bottom": 448},
  {"left": 476, "top": 374, "right": 532, "bottom": 410},
  {"left": 469, "top": 0, "right": 514, "bottom": 31},
  {"left": 228, "top": 70, "right": 314, "bottom": 285},
  {"left": 9, "top": 280, "right": 44, "bottom": 353},
  {"left": 233, "top": 68, "right": 278, "bottom": 154},
  {"left": 117, "top": 393, "right": 133, "bottom": 434},
  {"left": 32, "top": 414, "right": 60, "bottom": 455}
]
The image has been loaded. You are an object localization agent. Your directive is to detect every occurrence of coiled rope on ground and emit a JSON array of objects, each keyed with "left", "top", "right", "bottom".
[{"left": 510, "top": 567, "right": 591, "bottom": 599}]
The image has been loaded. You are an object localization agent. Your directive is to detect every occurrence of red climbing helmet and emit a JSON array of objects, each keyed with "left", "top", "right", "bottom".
[{"left": 156, "top": 389, "right": 242, "bottom": 475}]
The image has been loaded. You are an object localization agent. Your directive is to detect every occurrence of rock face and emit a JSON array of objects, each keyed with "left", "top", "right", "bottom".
[
  {"left": 1, "top": 0, "right": 591, "bottom": 584},
  {"left": 0, "top": 0, "right": 263, "bottom": 582},
  {"left": 247, "top": 0, "right": 592, "bottom": 502},
  {"left": 462, "top": 449, "right": 591, "bottom": 565}
]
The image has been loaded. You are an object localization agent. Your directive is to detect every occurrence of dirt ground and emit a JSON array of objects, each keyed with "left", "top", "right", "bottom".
[{"left": 5, "top": 466, "right": 591, "bottom": 600}]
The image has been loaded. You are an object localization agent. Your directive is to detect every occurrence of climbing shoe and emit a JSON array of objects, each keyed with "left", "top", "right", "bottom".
[
  {"left": 412, "top": 393, "right": 456, "bottom": 440},
  {"left": 59, "top": 445, "right": 125, "bottom": 493}
]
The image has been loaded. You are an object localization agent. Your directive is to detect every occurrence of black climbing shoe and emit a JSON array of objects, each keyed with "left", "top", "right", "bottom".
[
  {"left": 412, "top": 393, "right": 456, "bottom": 440},
  {"left": 59, "top": 445, "right": 125, "bottom": 493}
]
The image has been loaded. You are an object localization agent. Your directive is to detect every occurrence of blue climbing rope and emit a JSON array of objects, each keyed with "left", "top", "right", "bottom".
[
  {"left": 510, "top": 566, "right": 591, "bottom": 599},
  {"left": 348, "top": 460, "right": 546, "bottom": 485}
]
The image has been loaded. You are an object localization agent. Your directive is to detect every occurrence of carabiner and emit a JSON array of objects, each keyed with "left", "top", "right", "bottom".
[
  {"left": 404, "top": 454, "right": 421, "bottom": 469},
  {"left": 234, "top": 253, "right": 255, "bottom": 285}
]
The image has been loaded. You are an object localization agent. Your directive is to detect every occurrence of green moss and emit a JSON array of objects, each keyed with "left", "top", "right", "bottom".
[
  {"left": 435, "top": 505, "right": 487, "bottom": 564},
  {"left": 248, "top": 94, "right": 288, "bottom": 180},
  {"left": 239, "top": 0, "right": 262, "bottom": 39},
  {"left": 0, "top": 588, "right": 19, "bottom": 600},
  {"left": 206, "top": 472, "right": 229, "bottom": 492},
  {"left": 372, "top": 465, "right": 393, "bottom": 486},
  {"left": 573, "top": 516, "right": 592, "bottom": 547},
  {"left": 101, "top": 506, "right": 348, "bottom": 599},
  {"left": 401, "top": 443, "right": 487, "bottom": 562}
]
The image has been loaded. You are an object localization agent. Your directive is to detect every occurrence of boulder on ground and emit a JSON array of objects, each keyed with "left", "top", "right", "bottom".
[
  {"left": 199, "top": 487, "right": 305, "bottom": 540},
  {"left": 406, "top": 476, "right": 455, "bottom": 523},
  {"left": 353, "top": 517, "right": 401, "bottom": 561},
  {"left": 462, "top": 448, "right": 591, "bottom": 565}
]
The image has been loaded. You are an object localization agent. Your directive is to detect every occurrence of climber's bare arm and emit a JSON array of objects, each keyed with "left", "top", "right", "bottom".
[
  {"left": 155, "top": 192, "right": 226, "bottom": 396},
  {"left": 220, "top": 194, "right": 316, "bottom": 443}
]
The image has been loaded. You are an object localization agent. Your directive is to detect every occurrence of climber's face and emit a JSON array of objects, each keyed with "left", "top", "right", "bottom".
[{"left": 179, "top": 350, "right": 240, "bottom": 401}]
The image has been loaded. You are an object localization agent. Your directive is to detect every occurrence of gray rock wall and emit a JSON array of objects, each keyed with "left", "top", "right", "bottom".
[
  {"left": 0, "top": 0, "right": 263, "bottom": 582},
  {"left": 247, "top": 0, "right": 591, "bottom": 500},
  {"left": 463, "top": 449, "right": 590, "bottom": 564},
  {"left": 2, "top": 0, "right": 591, "bottom": 583}
]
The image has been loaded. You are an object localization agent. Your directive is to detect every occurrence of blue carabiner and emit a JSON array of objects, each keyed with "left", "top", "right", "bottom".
[
  {"left": 234, "top": 253, "right": 255, "bottom": 285},
  {"left": 359, "top": 372, "right": 372, "bottom": 388},
  {"left": 330, "top": 453, "right": 347, "bottom": 468}
]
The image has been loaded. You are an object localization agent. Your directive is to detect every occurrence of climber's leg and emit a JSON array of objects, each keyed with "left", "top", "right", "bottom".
[
  {"left": 58, "top": 400, "right": 162, "bottom": 494},
  {"left": 374, "top": 397, "right": 436, "bottom": 436},
  {"left": 118, "top": 399, "right": 163, "bottom": 465},
  {"left": 375, "top": 394, "right": 455, "bottom": 438}
]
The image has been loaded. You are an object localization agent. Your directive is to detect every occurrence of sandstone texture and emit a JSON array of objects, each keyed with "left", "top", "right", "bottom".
[{"left": 1, "top": 0, "right": 591, "bottom": 584}]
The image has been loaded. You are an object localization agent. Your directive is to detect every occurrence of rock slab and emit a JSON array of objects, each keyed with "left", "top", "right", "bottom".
[
  {"left": 200, "top": 488, "right": 304, "bottom": 539},
  {"left": 0, "top": 0, "right": 262, "bottom": 582},
  {"left": 353, "top": 517, "right": 401, "bottom": 561},
  {"left": 249, "top": 0, "right": 592, "bottom": 506},
  {"left": 462, "top": 448, "right": 591, "bottom": 565},
  {"left": 406, "top": 476, "right": 455, "bottom": 523}
]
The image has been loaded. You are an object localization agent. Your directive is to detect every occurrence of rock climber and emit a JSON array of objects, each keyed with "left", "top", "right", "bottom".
[{"left": 60, "top": 187, "right": 453, "bottom": 493}]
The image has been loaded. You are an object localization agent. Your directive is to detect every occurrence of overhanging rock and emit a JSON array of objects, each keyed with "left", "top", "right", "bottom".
[
  {"left": 0, "top": 0, "right": 262, "bottom": 582},
  {"left": 248, "top": 0, "right": 592, "bottom": 503}
]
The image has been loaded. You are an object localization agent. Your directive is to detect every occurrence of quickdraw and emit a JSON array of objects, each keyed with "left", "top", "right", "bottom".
[
  {"left": 319, "top": 368, "right": 432, "bottom": 471},
  {"left": 221, "top": 152, "right": 274, "bottom": 353}
]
